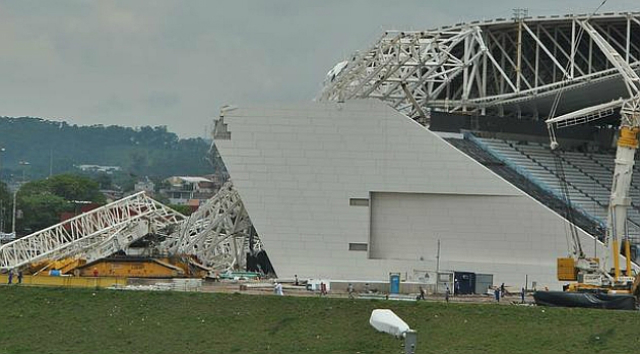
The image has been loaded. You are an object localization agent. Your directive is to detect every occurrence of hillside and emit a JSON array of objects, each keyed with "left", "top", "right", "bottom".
[
  {"left": 0, "top": 117, "right": 226, "bottom": 181},
  {"left": 0, "top": 286, "right": 637, "bottom": 354}
]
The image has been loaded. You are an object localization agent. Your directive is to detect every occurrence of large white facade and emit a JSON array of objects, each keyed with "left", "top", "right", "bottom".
[{"left": 214, "top": 100, "right": 606, "bottom": 290}]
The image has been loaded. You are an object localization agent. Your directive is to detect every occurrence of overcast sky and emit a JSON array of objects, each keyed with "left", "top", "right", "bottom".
[{"left": 0, "top": 1, "right": 637, "bottom": 138}]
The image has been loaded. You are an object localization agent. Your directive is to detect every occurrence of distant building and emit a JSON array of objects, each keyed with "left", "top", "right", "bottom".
[
  {"left": 202, "top": 174, "right": 226, "bottom": 191},
  {"left": 161, "top": 176, "right": 217, "bottom": 206},
  {"left": 60, "top": 201, "right": 101, "bottom": 223},
  {"left": 75, "top": 165, "right": 121, "bottom": 174},
  {"left": 134, "top": 177, "right": 155, "bottom": 193},
  {"left": 100, "top": 189, "right": 123, "bottom": 203}
]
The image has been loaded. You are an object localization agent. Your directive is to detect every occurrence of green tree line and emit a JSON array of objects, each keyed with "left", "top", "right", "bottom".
[{"left": 0, "top": 117, "right": 227, "bottom": 181}]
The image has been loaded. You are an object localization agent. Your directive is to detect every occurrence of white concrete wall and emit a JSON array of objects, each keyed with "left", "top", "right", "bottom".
[{"left": 214, "top": 100, "right": 604, "bottom": 290}]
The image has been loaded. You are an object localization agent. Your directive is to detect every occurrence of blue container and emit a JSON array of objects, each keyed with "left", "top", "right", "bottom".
[{"left": 389, "top": 273, "right": 400, "bottom": 294}]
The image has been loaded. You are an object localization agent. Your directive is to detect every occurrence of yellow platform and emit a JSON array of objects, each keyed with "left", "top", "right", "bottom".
[{"left": 0, "top": 274, "right": 126, "bottom": 288}]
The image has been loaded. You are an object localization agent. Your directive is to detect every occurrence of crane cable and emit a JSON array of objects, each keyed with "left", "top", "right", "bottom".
[
  {"left": 547, "top": 0, "right": 608, "bottom": 258},
  {"left": 554, "top": 152, "right": 584, "bottom": 258}
]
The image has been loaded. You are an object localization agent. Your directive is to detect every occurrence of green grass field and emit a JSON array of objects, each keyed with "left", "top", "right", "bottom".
[{"left": 0, "top": 286, "right": 638, "bottom": 354}]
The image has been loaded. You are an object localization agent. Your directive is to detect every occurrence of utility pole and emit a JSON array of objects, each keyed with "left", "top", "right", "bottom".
[
  {"left": 11, "top": 190, "right": 16, "bottom": 235},
  {"left": 0, "top": 147, "right": 4, "bottom": 233},
  {"left": 12, "top": 161, "right": 29, "bottom": 237},
  {"left": 436, "top": 239, "right": 441, "bottom": 293},
  {"left": 0, "top": 147, "right": 5, "bottom": 182}
]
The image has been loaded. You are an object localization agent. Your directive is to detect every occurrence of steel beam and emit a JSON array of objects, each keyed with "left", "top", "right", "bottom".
[{"left": 319, "top": 13, "right": 640, "bottom": 121}]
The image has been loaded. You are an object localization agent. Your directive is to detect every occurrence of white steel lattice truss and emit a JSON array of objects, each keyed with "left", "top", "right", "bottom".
[
  {"left": 547, "top": 19, "right": 640, "bottom": 129},
  {"left": 165, "top": 181, "right": 262, "bottom": 272},
  {"left": 0, "top": 192, "right": 186, "bottom": 270},
  {"left": 0, "top": 183, "right": 261, "bottom": 273},
  {"left": 319, "top": 12, "right": 640, "bottom": 121}
]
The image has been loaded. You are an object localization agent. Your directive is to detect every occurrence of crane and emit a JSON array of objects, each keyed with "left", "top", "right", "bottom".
[{"left": 545, "top": 18, "right": 640, "bottom": 296}]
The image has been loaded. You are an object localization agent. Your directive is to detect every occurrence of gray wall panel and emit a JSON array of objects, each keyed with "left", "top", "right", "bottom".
[{"left": 215, "top": 100, "right": 609, "bottom": 290}]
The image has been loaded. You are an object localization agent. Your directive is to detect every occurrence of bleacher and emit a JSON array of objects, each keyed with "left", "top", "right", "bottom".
[
  {"left": 450, "top": 135, "right": 640, "bottom": 245},
  {"left": 445, "top": 137, "right": 604, "bottom": 239}
]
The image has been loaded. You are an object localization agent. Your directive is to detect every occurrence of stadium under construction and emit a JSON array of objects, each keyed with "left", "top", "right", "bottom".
[
  {"left": 3, "top": 12, "right": 640, "bottom": 293},
  {"left": 214, "top": 11, "right": 640, "bottom": 291}
]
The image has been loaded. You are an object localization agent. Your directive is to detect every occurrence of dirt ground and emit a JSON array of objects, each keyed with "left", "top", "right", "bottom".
[{"left": 197, "top": 280, "right": 531, "bottom": 304}]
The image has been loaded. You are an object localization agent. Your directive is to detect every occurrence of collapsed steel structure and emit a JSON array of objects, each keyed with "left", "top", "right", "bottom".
[
  {"left": 0, "top": 182, "right": 261, "bottom": 273},
  {"left": 164, "top": 181, "right": 262, "bottom": 271},
  {"left": 319, "top": 12, "right": 640, "bottom": 123},
  {"left": 0, "top": 192, "right": 186, "bottom": 269}
]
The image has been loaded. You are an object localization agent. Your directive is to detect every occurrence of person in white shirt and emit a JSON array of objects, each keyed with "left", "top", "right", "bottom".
[{"left": 274, "top": 282, "right": 284, "bottom": 296}]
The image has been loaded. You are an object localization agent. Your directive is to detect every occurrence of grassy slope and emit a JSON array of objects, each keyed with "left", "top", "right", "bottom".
[{"left": 0, "top": 286, "right": 638, "bottom": 354}]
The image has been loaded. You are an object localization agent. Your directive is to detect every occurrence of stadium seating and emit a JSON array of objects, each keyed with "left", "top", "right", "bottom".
[{"left": 454, "top": 136, "right": 640, "bottom": 245}]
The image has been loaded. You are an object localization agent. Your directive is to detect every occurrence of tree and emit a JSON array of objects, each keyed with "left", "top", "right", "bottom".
[
  {"left": 94, "top": 173, "right": 113, "bottom": 190},
  {"left": 14, "top": 174, "right": 106, "bottom": 234},
  {"left": 17, "top": 193, "right": 69, "bottom": 234},
  {"left": 45, "top": 174, "right": 106, "bottom": 203}
]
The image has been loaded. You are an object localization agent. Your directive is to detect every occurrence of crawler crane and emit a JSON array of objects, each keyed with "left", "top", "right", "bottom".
[{"left": 539, "top": 19, "right": 640, "bottom": 309}]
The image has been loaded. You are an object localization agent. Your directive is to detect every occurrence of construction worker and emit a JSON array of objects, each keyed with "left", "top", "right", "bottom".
[
  {"left": 418, "top": 286, "right": 426, "bottom": 300},
  {"left": 348, "top": 283, "right": 355, "bottom": 299}
]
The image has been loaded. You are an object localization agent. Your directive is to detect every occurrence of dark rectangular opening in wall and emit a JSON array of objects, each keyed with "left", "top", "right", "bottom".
[
  {"left": 349, "top": 243, "right": 368, "bottom": 251},
  {"left": 350, "top": 198, "right": 369, "bottom": 206}
]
